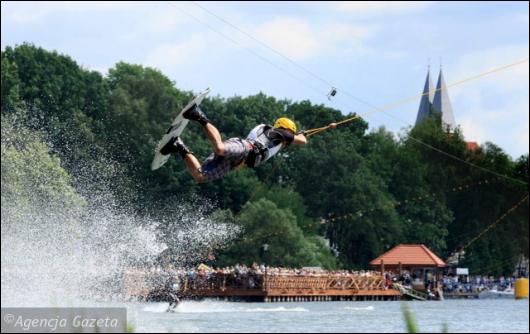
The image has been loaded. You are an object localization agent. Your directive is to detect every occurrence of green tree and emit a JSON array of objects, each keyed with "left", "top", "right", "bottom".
[
  {"left": 1, "top": 115, "right": 84, "bottom": 210},
  {"left": 217, "top": 199, "right": 337, "bottom": 268},
  {"left": 2, "top": 43, "right": 527, "bottom": 274},
  {"left": 1, "top": 44, "right": 110, "bottom": 193}
]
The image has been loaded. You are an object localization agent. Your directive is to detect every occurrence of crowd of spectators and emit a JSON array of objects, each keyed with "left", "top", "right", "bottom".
[
  {"left": 127, "top": 263, "right": 387, "bottom": 293},
  {"left": 441, "top": 275, "right": 516, "bottom": 293},
  {"left": 125, "top": 264, "right": 521, "bottom": 297}
]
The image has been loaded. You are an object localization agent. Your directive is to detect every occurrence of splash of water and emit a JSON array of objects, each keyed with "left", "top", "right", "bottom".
[
  {"left": 145, "top": 301, "right": 309, "bottom": 314},
  {"left": 1, "top": 118, "right": 239, "bottom": 307},
  {"left": 1, "top": 194, "right": 240, "bottom": 306},
  {"left": 345, "top": 305, "right": 375, "bottom": 311}
]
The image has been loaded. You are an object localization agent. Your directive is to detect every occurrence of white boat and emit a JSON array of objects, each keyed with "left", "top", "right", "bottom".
[{"left": 478, "top": 288, "right": 514, "bottom": 299}]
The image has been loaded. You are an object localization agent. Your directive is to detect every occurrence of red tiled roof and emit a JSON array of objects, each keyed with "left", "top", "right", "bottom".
[
  {"left": 370, "top": 244, "right": 446, "bottom": 267},
  {"left": 466, "top": 141, "right": 479, "bottom": 151}
]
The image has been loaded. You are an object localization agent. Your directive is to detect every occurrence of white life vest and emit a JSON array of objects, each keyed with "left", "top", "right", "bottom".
[{"left": 245, "top": 124, "right": 285, "bottom": 167}]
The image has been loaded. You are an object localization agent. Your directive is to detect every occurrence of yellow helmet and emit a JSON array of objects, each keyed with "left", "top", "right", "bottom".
[{"left": 274, "top": 117, "right": 297, "bottom": 133}]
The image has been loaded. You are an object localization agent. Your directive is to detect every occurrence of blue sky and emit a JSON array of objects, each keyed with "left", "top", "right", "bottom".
[{"left": 2, "top": 1, "right": 529, "bottom": 158}]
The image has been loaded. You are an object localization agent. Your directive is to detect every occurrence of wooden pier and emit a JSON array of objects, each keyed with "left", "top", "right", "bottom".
[{"left": 123, "top": 271, "right": 402, "bottom": 302}]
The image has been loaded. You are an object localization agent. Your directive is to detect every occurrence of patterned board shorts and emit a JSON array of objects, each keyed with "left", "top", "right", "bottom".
[{"left": 198, "top": 138, "right": 250, "bottom": 182}]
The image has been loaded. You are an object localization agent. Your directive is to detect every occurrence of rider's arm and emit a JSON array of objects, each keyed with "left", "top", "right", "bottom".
[
  {"left": 293, "top": 133, "right": 307, "bottom": 145},
  {"left": 293, "top": 123, "right": 336, "bottom": 145}
]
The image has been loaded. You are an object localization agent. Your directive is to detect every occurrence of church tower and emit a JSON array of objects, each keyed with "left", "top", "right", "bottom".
[
  {"left": 432, "top": 68, "right": 456, "bottom": 129},
  {"left": 415, "top": 67, "right": 456, "bottom": 130},
  {"left": 415, "top": 67, "right": 434, "bottom": 125}
]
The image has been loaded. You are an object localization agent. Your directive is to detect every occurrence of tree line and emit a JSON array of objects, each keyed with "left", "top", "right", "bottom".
[{"left": 1, "top": 44, "right": 528, "bottom": 275}]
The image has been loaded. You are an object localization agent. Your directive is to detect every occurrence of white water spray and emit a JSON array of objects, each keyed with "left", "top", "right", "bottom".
[{"left": 1, "top": 120, "right": 239, "bottom": 307}]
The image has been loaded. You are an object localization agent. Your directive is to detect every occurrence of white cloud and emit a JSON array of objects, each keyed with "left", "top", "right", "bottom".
[
  {"left": 7, "top": 6, "right": 51, "bottom": 24},
  {"left": 456, "top": 97, "right": 529, "bottom": 157},
  {"left": 86, "top": 64, "right": 111, "bottom": 75},
  {"left": 140, "top": 8, "right": 190, "bottom": 33},
  {"left": 447, "top": 46, "right": 529, "bottom": 156},
  {"left": 513, "top": 122, "right": 529, "bottom": 154},
  {"left": 4, "top": 1, "right": 142, "bottom": 24},
  {"left": 144, "top": 36, "right": 207, "bottom": 70},
  {"left": 253, "top": 17, "right": 320, "bottom": 60},
  {"left": 449, "top": 45, "right": 529, "bottom": 95},
  {"left": 459, "top": 118, "right": 487, "bottom": 144},
  {"left": 322, "top": 22, "right": 378, "bottom": 55},
  {"left": 327, "top": 1, "right": 433, "bottom": 16},
  {"left": 515, "top": 11, "right": 529, "bottom": 25},
  {"left": 252, "top": 17, "right": 377, "bottom": 60},
  {"left": 3, "top": 1, "right": 191, "bottom": 37}
]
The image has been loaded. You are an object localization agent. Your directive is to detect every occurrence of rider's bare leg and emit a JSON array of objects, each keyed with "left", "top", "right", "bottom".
[
  {"left": 183, "top": 153, "right": 206, "bottom": 183},
  {"left": 203, "top": 123, "right": 225, "bottom": 156}
]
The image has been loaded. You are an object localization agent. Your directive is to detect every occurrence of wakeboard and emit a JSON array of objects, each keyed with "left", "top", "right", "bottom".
[{"left": 151, "top": 88, "right": 211, "bottom": 170}]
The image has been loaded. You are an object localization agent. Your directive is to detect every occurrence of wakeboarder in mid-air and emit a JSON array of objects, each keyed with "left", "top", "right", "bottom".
[
  {"left": 152, "top": 90, "right": 336, "bottom": 183},
  {"left": 152, "top": 89, "right": 335, "bottom": 182}
]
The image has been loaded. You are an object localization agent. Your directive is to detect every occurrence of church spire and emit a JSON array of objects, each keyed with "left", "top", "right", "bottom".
[
  {"left": 415, "top": 67, "right": 434, "bottom": 125},
  {"left": 432, "top": 68, "right": 456, "bottom": 129}
]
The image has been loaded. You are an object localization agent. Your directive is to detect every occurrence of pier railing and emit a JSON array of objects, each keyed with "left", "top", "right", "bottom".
[
  {"left": 123, "top": 270, "right": 400, "bottom": 300},
  {"left": 263, "top": 275, "right": 386, "bottom": 291}
]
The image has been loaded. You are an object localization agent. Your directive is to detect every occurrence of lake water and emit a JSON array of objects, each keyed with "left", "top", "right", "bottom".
[{"left": 124, "top": 299, "right": 529, "bottom": 333}]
